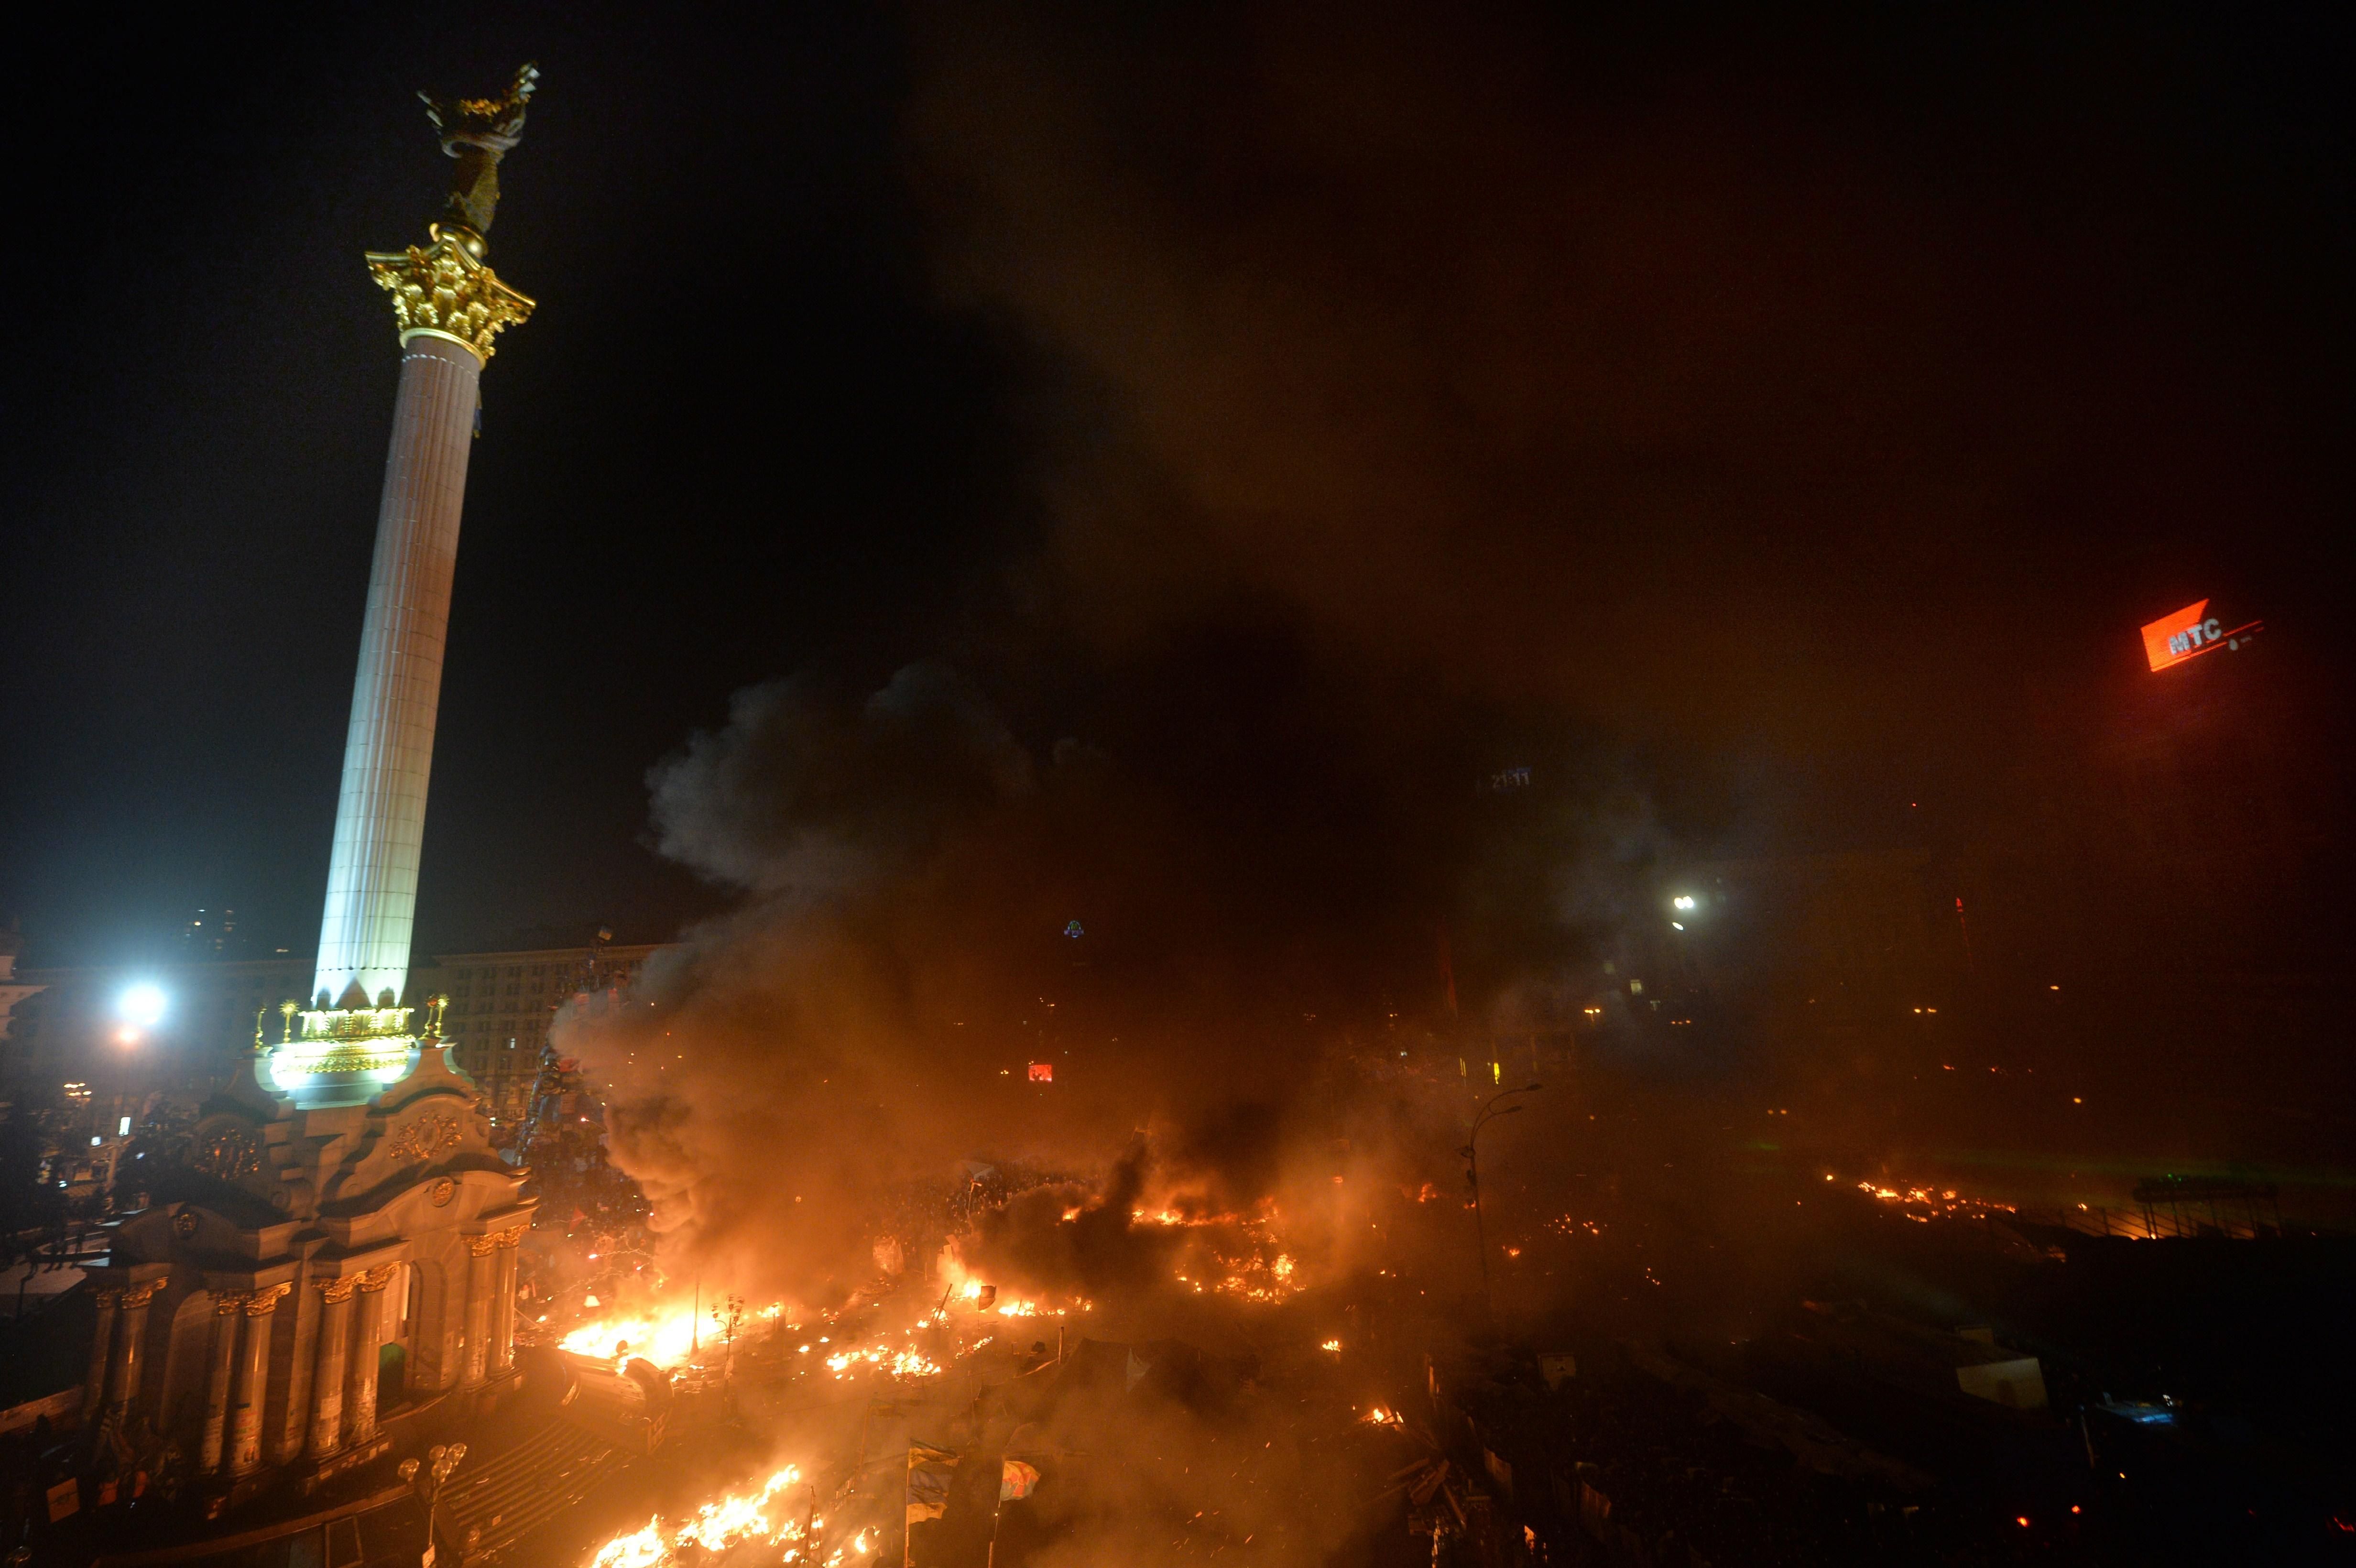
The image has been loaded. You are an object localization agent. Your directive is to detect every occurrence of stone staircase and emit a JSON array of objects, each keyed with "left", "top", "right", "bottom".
[{"left": 436, "top": 1420, "right": 624, "bottom": 1564}]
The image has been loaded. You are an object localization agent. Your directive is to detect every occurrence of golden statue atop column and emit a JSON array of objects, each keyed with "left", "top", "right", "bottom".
[{"left": 365, "top": 64, "right": 538, "bottom": 360}]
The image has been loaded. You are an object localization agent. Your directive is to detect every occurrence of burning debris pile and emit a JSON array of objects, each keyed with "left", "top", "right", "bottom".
[
  {"left": 935, "top": 1142, "right": 1322, "bottom": 1318},
  {"left": 528, "top": 1130, "right": 1459, "bottom": 1568},
  {"left": 590, "top": 1464, "right": 877, "bottom": 1568}
]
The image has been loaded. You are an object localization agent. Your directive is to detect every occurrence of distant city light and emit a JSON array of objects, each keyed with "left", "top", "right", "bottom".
[
  {"left": 1672, "top": 895, "right": 1698, "bottom": 911},
  {"left": 119, "top": 982, "right": 167, "bottom": 1028}
]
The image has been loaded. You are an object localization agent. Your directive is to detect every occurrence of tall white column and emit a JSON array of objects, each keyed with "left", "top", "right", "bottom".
[{"left": 310, "top": 333, "right": 483, "bottom": 1010}]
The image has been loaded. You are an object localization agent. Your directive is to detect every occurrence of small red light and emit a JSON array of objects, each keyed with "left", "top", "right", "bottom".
[
  {"left": 2070, "top": 1505, "right": 2082, "bottom": 1515},
  {"left": 2015, "top": 1516, "right": 2030, "bottom": 1528}
]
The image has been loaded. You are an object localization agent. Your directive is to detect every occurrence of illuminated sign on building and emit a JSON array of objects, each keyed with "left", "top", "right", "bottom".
[
  {"left": 1028, "top": 1061, "right": 1053, "bottom": 1083},
  {"left": 2140, "top": 598, "right": 2261, "bottom": 673}
]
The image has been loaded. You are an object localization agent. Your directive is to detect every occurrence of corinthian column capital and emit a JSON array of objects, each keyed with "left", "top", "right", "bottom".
[{"left": 365, "top": 229, "right": 534, "bottom": 361}]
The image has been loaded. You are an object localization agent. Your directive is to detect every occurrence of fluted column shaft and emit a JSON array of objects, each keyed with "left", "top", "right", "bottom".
[
  {"left": 311, "top": 333, "right": 484, "bottom": 1009},
  {"left": 491, "top": 1233, "right": 521, "bottom": 1375},
  {"left": 230, "top": 1285, "right": 289, "bottom": 1477},
  {"left": 346, "top": 1267, "right": 395, "bottom": 1444},
  {"left": 307, "top": 1281, "right": 359, "bottom": 1459},
  {"left": 461, "top": 1240, "right": 496, "bottom": 1388},
  {"left": 104, "top": 1282, "right": 163, "bottom": 1416},
  {"left": 83, "top": 1288, "right": 122, "bottom": 1423},
  {"left": 200, "top": 1293, "right": 246, "bottom": 1473}
]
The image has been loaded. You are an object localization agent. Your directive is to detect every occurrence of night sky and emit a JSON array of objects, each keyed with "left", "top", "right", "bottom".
[{"left": 2, "top": 2, "right": 2347, "bottom": 988}]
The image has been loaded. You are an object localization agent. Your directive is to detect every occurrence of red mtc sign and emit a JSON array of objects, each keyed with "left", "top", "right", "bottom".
[{"left": 2140, "top": 598, "right": 2260, "bottom": 673}]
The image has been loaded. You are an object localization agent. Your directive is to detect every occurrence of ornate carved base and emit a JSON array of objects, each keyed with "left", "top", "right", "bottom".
[{"left": 294, "top": 1433, "right": 394, "bottom": 1495}]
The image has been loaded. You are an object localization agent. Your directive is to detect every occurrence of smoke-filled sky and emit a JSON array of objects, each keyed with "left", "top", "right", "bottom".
[
  {"left": 3, "top": 6, "right": 2350, "bottom": 1230},
  {"left": 1, "top": 3, "right": 2345, "bottom": 962}
]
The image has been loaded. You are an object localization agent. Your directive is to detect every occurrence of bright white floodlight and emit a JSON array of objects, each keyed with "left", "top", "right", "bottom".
[
  {"left": 119, "top": 983, "right": 168, "bottom": 1029},
  {"left": 1672, "top": 895, "right": 1698, "bottom": 912}
]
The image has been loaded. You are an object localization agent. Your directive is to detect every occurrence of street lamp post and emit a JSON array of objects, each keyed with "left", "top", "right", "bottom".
[
  {"left": 1459, "top": 1083, "right": 1542, "bottom": 1316},
  {"left": 712, "top": 1293, "right": 745, "bottom": 1406},
  {"left": 399, "top": 1441, "right": 468, "bottom": 1567}
]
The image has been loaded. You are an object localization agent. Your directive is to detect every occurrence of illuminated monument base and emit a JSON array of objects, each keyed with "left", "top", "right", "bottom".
[{"left": 269, "top": 1003, "right": 434, "bottom": 1107}]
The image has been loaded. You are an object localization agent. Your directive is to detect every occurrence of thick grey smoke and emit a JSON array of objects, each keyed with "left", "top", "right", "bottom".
[
  {"left": 564, "top": 642, "right": 1663, "bottom": 1306},
  {"left": 645, "top": 663, "right": 1035, "bottom": 897},
  {"left": 563, "top": 663, "right": 1062, "bottom": 1301}
]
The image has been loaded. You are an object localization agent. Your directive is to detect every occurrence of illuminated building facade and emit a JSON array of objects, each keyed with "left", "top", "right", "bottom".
[
  {"left": 411, "top": 943, "right": 669, "bottom": 1120},
  {"left": 70, "top": 69, "right": 542, "bottom": 1498}
]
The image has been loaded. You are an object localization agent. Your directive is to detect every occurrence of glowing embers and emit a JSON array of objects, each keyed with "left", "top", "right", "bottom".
[
  {"left": 1359, "top": 1405, "right": 1404, "bottom": 1426},
  {"left": 823, "top": 1344, "right": 942, "bottom": 1380},
  {"left": 1132, "top": 1202, "right": 1305, "bottom": 1303},
  {"left": 1850, "top": 1177, "right": 2016, "bottom": 1226},
  {"left": 589, "top": 1465, "right": 873, "bottom": 1568}
]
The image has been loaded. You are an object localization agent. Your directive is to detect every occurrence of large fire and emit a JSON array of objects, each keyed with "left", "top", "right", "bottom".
[
  {"left": 557, "top": 1292, "right": 789, "bottom": 1371},
  {"left": 571, "top": 1192, "right": 1314, "bottom": 1567},
  {"left": 559, "top": 1309, "right": 701, "bottom": 1369},
  {"left": 589, "top": 1465, "right": 873, "bottom": 1568}
]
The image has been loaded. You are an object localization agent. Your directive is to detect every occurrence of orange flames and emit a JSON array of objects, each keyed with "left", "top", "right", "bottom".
[
  {"left": 589, "top": 1464, "right": 872, "bottom": 1568},
  {"left": 558, "top": 1294, "right": 787, "bottom": 1370},
  {"left": 559, "top": 1308, "right": 700, "bottom": 1369}
]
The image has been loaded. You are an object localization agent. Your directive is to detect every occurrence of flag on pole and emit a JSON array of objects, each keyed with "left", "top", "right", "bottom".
[
  {"left": 906, "top": 1441, "right": 960, "bottom": 1565},
  {"left": 999, "top": 1459, "right": 1040, "bottom": 1502},
  {"left": 907, "top": 1441, "right": 959, "bottom": 1519}
]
